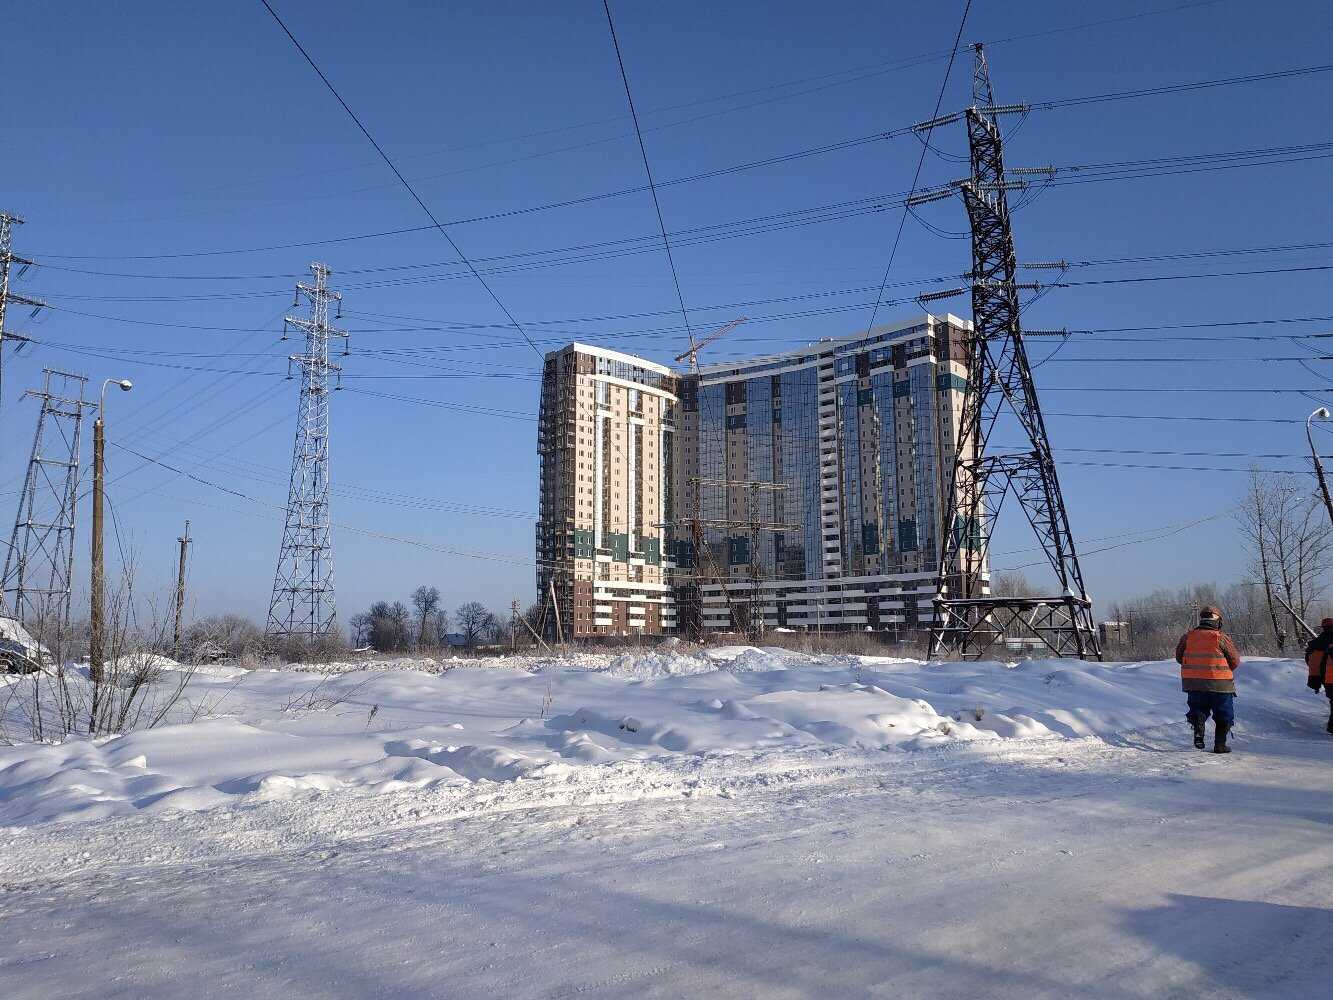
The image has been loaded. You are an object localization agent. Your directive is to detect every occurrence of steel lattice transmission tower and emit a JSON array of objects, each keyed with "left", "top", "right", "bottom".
[
  {"left": 923, "top": 45, "right": 1100, "bottom": 660},
  {"left": 2, "top": 370, "right": 93, "bottom": 635},
  {"left": 1, "top": 212, "right": 43, "bottom": 451},
  {"left": 266, "top": 262, "right": 348, "bottom": 639}
]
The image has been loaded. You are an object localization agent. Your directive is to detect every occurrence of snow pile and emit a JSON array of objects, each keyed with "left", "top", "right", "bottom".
[
  {"left": 0, "top": 614, "right": 47, "bottom": 664},
  {"left": 296, "top": 656, "right": 448, "bottom": 676},
  {"left": 601, "top": 649, "right": 714, "bottom": 678},
  {"left": 0, "top": 651, "right": 1318, "bottom": 828},
  {"left": 740, "top": 682, "right": 992, "bottom": 748},
  {"left": 106, "top": 652, "right": 183, "bottom": 674}
]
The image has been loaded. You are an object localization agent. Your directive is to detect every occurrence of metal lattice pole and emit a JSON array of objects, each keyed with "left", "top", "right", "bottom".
[
  {"left": 265, "top": 263, "right": 348, "bottom": 640},
  {"left": 2, "top": 370, "right": 93, "bottom": 638},
  {"left": 1, "top": 213, "right": 43, "bottom": 483},
  {"left": 929, "top": 45, "right": 1101, "bottom": 661}
]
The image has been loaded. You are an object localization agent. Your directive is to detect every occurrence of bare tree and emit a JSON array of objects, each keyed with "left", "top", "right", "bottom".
[
  {"left": 455, "top": 601, "right": 496, "bottom": 648},
  {"left": 347, "top": 612, "right": 372, "bottom": 648},
  {"left": 1236, "top": 471, "right": 1332, "bottom": 648},
  {"left": 485, "top": 610, "right": 510, "bottom": 646},
  {"left": 991, "top": 570, "right": 1040, "bottom": 599},
  {"left": 411, "top": 585, "right": 441, "bottom": 651},
  {"left": 366, "top": 600, "right": 411, "bottom": 652},
  {"left": 184, "top": 614, "right": 264, "bottom": 662}
]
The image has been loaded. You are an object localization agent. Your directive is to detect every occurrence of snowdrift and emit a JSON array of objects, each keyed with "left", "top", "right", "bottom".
[{"left": 0, "top": 649, "right": 1317, "bottom": 828}]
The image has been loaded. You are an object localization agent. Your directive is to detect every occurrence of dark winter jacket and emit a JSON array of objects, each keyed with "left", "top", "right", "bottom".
[
  {"left": 1174, "top": 621, "right": 1241, "bottom": 694},
  {"left": 1305, "top": 628, "right": 1333, "bottom": 691}
]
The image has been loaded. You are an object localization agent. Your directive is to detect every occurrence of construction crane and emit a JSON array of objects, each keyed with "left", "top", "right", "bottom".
[
  {"left": 668, "top": 317, "right": 751, "bottom": 639},
  {"left": 674, "top": 316, "right": 748, "bottom": 369}
]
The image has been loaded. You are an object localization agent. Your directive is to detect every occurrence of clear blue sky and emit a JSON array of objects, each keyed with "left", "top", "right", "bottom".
[{"left": 3, "top": 0, "right": 1331, "bottom": 625}]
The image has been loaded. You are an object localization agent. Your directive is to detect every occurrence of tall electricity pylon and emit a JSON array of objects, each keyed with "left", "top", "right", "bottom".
[
  {"left": 2, "top": 370, "right": 93, "bottom": 636},
  {"left": 1, "top": 212, "right": 43, "bottom": 455},
  {"left": 266, "top": 263, "right": 347, "bottom": 640},
  {"left": 917, "top": 45, "right": 1100, "bottom": 660}
]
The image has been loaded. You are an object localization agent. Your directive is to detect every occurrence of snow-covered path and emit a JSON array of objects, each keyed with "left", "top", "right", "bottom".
[{"left": 3, "top": 713, "right": 1330, "bottom": 998}]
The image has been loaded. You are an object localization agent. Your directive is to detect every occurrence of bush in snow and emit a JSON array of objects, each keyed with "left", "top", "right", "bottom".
[{"left": 1, "top": 561, "right": 205, "bottom": 743}]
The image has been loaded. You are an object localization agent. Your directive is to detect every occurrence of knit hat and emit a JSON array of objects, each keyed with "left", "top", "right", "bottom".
[
  {"left": 1322, "top": 617, "right": 1333, "bottom": 629},
  {"left": 1199, "top": 606, "right": 1222, "bottom": 621}
]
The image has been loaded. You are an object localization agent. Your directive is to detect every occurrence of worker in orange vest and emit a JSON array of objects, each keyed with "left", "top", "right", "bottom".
[
  {"left": 1174, "top": 606, "right": 1242, "bottom": 754},
  {"left": 1304, "top": 617, "right": 1333, "bottom": 734}
]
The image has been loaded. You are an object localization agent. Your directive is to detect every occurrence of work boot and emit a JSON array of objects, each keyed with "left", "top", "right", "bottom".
[
  {"left": 1190, "top": 715, "right": 1207, "bottom": 750},
  {"left": 1213, "top": 724, "right": 1232, "bottom": 754}
]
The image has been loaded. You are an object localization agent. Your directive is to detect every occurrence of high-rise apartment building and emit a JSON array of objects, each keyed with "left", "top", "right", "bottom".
[
  {"left": 536, "top": 344, "right": 680, "bottom": 639},
  {"left": 536, "top": 314, "right": 980, "bottom": 639}
]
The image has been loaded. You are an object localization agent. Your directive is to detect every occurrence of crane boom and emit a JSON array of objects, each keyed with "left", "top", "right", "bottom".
[{"left": 674, "top": 316, "right": 747, "bottom": 367}]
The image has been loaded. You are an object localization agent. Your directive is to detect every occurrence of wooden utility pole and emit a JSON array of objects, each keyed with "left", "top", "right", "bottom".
[
  {"left": 89, "top": 378, "right": 132, "bottom": 689},
  {"left": 173, "top": 520, "right": 191, "bottom": 657}
]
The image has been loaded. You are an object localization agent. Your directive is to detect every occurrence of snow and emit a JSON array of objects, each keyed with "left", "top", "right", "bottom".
[
  {"left": 0, "top": 648, "right": 1330, "bottom": 997},
  {"left": 0, "top": 614, "right": 45, "bottom": 662}
]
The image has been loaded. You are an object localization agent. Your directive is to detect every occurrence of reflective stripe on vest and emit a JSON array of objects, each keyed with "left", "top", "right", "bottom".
[{"left": 1181, "top": 629, "right": 1233, "bottom": 682}]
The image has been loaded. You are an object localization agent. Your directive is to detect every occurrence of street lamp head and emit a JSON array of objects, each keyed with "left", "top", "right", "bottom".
[
  {"left": 116, "top": 379, "right": 133, "bottom": 392},
  {"left": 1316, "top": 407, "right": 1330, "bottom": 421}
]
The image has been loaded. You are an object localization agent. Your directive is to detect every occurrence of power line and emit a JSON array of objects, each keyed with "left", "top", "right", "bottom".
[
  {"left": 85, "top": 4, "right": 1233, "bottom": 236},
  {"left": 257, "top": 0, "right": 544, "bottom": 362},
  {"left": 992, "top": 505, "right": 1234, "bottom": 558},
  {"left": 994, "top": 509, "right": 1234, "bottom": 572},
  {"left": 112, "top": 431, "right": 537, "bottom": 520},
  {"left": 341, "top": 386, "right": 533, "bottom": 421},
  {"left": 1038, "top": 62, "right": 1333, "bottom": 110},
  {"left": 29, "top": 140, "right": 1329, "bottom": 290},
  {"left": 30, "top": 57, "right": 1333, "bottom": 263},
  {"left": 1061, "top": 459, "right": 1305, "bottom": 473},
  {"left": 1042, "top": 445, "right": 1309, "bottom": 460},
  {"left": 601, "top": 0, "right": 695, "bottom": 346},
  {"left": 29, "top": 259, "right": 1333, "bottom": 368},
  {"left": 37, "top": 170, "right": 1332, "bottom": 301},
  {"left": 861, "top": 0, "right": 973, "bottom": 338},
  {"left": 109, "top": 441, "right": 547, "bottom": 569},
  {"left": 1045, "top": 410, "right": 1308, "bottom": 425},
  {"left": 982, "top": 0, "right": 1230, "bottom": 47},
  {"left": 54, "top": 1, "right": 1238, "bottom": 247}
]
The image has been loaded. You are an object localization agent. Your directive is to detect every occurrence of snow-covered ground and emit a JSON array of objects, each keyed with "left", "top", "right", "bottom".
[{"left": 1, "top": 648, "right": 1330, "bottom": 998}]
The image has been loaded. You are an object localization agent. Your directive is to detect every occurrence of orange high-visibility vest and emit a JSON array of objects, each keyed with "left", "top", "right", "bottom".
[
  {"left": 1307, "top": 648, "right": 1330, "bottom": 684},
  {"left": 1181, "top": 629, "right": 1234, "bottom": 684}
]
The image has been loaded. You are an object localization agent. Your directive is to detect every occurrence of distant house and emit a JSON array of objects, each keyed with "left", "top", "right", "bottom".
[
  {"left": 1099, "top": 621, "right": 1131, "bottom": 647},
  {"left": 441, "top": 633, "right": 470, "bottom": 649}
]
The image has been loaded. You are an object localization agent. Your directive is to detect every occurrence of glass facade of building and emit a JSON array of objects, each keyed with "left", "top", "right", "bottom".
[
  {"left": 679, "top": 314, "right": 975, "bottom": 633},
  {"left": 538, "top": 315, "right": 978, "bottom": 636}
]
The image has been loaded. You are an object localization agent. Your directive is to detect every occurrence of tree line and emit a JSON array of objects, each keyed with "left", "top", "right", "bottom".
[{"left": 347, "top": 586, "right": 511, "bottom": 652}]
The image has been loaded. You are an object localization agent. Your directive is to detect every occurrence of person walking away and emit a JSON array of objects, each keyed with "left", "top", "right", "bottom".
[
  {"left": 1175, "top": 606, "right": 1242, "bottom": 754},
  {"left": 1304, "top": 617, "right": 1333, "bottom": 734}
]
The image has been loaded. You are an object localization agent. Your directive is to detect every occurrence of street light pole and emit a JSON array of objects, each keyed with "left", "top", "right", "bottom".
[
  {"left": 89, "top": 378, "right": 133, "bottom": 688},
  {"left": 1306, "top": 408, "right": 1333, "bottom": 527}
]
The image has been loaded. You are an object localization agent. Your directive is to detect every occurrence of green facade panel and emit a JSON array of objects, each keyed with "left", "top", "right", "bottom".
[
  {"left": 606, "top": 532, "right": 629, "bottom": 562},
  {"left": 573, "top": 528, "right": 594, "bottom": 559}
]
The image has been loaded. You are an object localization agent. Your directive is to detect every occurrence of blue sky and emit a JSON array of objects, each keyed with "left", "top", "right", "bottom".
[{"left": 3, "top": 0, "right": 1331, "bottom": 624}]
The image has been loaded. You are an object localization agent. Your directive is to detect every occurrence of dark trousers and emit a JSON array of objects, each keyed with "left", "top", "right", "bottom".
[{"left": 1187, "top": 691, "right": 1235, "bottom": 728}]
